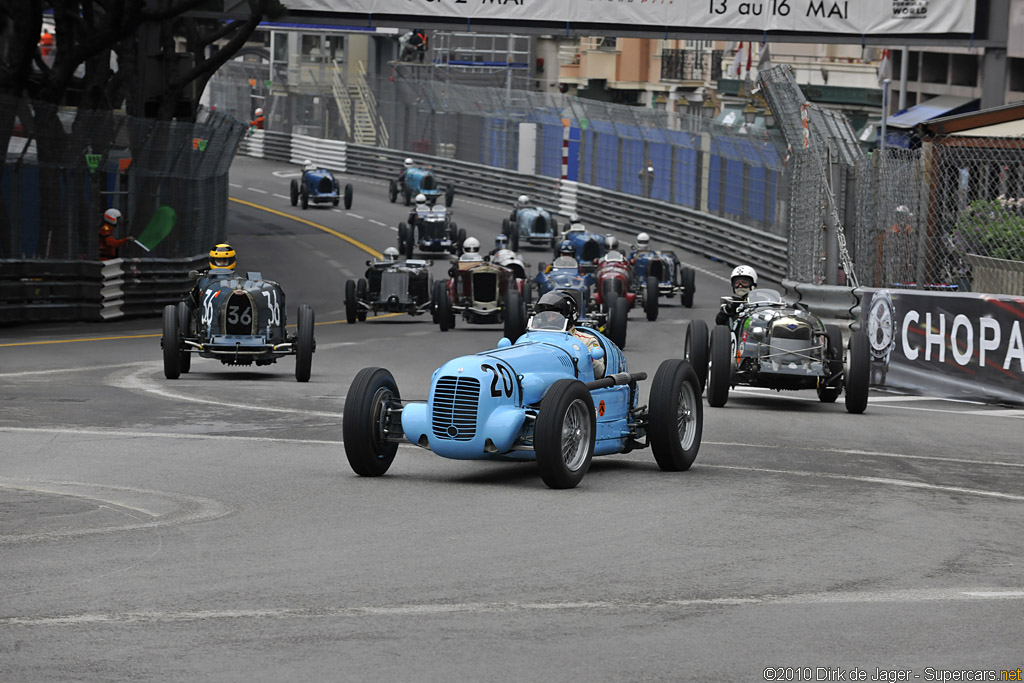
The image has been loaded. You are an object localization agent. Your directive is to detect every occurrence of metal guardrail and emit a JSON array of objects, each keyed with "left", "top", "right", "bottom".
[
  {"left": 100, "top": 255, "right": 206, "bottom": 321},
  {"left": 0, "top": 260, "right": 103, "bottom": 325}
]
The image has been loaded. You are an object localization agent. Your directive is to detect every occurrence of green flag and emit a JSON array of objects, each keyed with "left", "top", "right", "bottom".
[{"left": 136, "top": 205, "right": 177, "bottom": 252}]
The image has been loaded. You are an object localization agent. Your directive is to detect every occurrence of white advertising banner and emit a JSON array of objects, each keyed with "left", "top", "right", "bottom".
[{"left": 286, "top": 0, "right": 975, "bottom": 35}]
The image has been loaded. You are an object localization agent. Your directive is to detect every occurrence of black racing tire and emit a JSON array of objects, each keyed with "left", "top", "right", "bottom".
[
  {"left": 333, "top": 196, "right": 339, "bottom": 207},
  {"left": 503, "top": 289, "right": 527, "bottom": 341},
  {"left": 397, "top": 222, "right": 407, "bottom": 252},
  {"left": 680, "top": 267, "right": 696, "bottom": 308},
  {"left": 403, "top": 190, "right": 411, "bottom": 206},
  {"left": 405, "top": 224, "right": 416, "bottom": 259},
  {"left": 509, "top": 227, "right": 519, "bottom": 252},
  {"left": 535, "top": 379, "right": 595, "bottom": 489},
  {"left": 343, "top": 367, "right": 400, "bottom": 477},
  {"left": 300, "top": 188, "right": 308, "bottom": 210},
  {"left": 295, "top": 304, "right": 314, "bottom": 382},
  {"left": 162, "top": 304, "right": 181, "bottom": 380},
  {"left": 845, "top": 331, "right": 870, "bottom": 414},
  {"left": 355, "top": 279, "right": 368, "bottom": 321},
  {"left": 607, "top": 294, "right": 628, "bottom": 350},
  {"left": 600, "top": 279, "right": 617, "bottom": 313},
  {"left": 431, "top": 281, "right": 442, "bottom": 324},
  {"left": 456, "top": 228, "right": 467, "bottom": 256},
  {"left": 438, "top": 287, "right": 454, "bottom": 331},
  {"left": 445, "top": 186, "right": 455, "bottom": 207},
  {"left": 522, "top": 281, "right": 532, "bottom": 307},
  {"left": 707, "top": 324, "right": 732, "bottom": 407},
  {"left": 501, "top": 218, "right": 511, "bottom": 237},
  {"left": 345, "top": 280, "right": 357, "bottom": 325},
  {"left": 648, "top": 359, "right": 703, "bottom": 471},
  {"left": 818, "top": 324, "right": 844, "bottom": 403},
  {"left": 388, "top": 179, "right": 398, "bottom": 203},
  {"left": 684, "top": 319, "right": 710, "bottom": 393},
  {"left": 344, "top": 183, "right": 353, "bottom": 210},
  {"left": 644, "top": 275, "right": 659, "bottom": 321},
  {"left": 290, "top": 179, "right": 299, "bottom": 206},
  {"left": 175, "top": 302, "right": 192, "bottom": 373}
]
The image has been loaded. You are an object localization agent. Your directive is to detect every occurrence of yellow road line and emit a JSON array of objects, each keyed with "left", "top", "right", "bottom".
[
  {"left": 229, "top": 197, "right": 382, "bottom": 259},
  {"left": 1, "top": 315, "right": 407, "bottom": 347}
]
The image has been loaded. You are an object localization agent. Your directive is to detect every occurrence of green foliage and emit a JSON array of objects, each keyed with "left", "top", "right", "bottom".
[{"left": 952, "top": 198, "right": 1024, "bottom": 262}]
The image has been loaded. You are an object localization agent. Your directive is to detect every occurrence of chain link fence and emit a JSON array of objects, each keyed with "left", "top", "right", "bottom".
[{"left": 2, "top": 95, "right": 246, "bottom": 260}]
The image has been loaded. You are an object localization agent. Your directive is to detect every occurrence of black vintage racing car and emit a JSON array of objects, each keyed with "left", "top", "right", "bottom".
[
  {"left": 345, "top": 257, "right": 434, "bottom": 323},
  {"left": 685, "top": 288, "right": 869, "bottom": 413},
  {"left": 162, "top": 269, "right": 316, "bottom": 382}
]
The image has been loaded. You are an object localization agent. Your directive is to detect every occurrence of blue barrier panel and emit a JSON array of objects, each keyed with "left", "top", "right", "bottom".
[
  {"left": 643, "top": 127, "right": 671, "bottom": 202},
  {"left": 667, "top": 130, "right": 699, "bottom": 208},
  {"left": 736, "top": 138, "right": 766, "bottom": 224},
  {"left": 713, "top": 136, "right": 745, "bottom": 218},
  {"left": 567, "top": 126, "right": 580, "bottom": 182},
  {"left": 485, "top": 117, "right": 511, "bottom": 169},
  {"left": 538, "top": 113, "right": 564, "bottom": 178},
  {"left": 581, "top": 128, "right": 594, "bottom": 185},
  {"left": 590, "top": 120, "right": 618, "bottom": 191}
]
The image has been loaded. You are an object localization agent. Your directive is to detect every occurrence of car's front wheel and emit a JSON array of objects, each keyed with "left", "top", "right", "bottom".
[
  {"left": 680, "top": 267, "right": 696, "bottom": 308},
  {"left": 606, "top": 294, "right": 628, "bottom": 350},
  {"left": 345, "top": 280, "right": 358, "bottom": 325},
  {"left": 343, "top": 367, "right": 400, "bottom": 476},
  {"left": 176, "top": 302, "right": 192, "bottom": 373},
  {"left": 707, "top": 324, "right": 732, "bottom": 407},
  {"left": 295, "top": 304, "right": 314, "bottom": 382},
  {"left": 162, "top": 304, "right": 181, "bottom": 380},
  {"left": 290, "top": 179, "right": 299, "bottom": 207},
  {"left": 644, "top": 275, "right": 659, "bottom": 321},
  {"left": 300, "top": 188, "right": 308, "bottom": 210},
  {"left": 504, "top": 289, "right": 526, "bottom": 341},
  {"left": 388, "top": 179, "right": 398, "bottom": 203},
  {"left": 845, "top": 331, "right": 870, "bottom": 414},
  {"left": 535, "top": 379, "right": 595, "bottom": 489},
  {"left": 355, "top": 279, "right": 368, "bottom": 321},
  {"left": 438, "top": 287, "right": 454, "bottom": 331},
  {"left": 648, "top": 359, "right": 703, "bottom": 471},
  {"left": 684, "top": 319, "right": 709, "bottom": 392},
  {"left": 818, "top": 324, "right": 844, "bottom": 403},
  {"left": 344, "top": 183, "right": 353, "bottom": 210}
]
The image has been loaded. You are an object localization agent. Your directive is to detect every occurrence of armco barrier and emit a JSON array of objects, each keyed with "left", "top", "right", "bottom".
[
  {"left": 242, "top": 135, "right": 788, "bottom": 282},
  {"left": 100, "top": 255, "right": 206, "bottom": 321},
  {"left": 0, "top": 260, "right": 103, "bottom": 325},
  {"left": 782, "top": 280, "right": 860, "bottom": 321}
]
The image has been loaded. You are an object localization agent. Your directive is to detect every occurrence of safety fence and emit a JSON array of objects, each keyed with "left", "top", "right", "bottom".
[
  {"left": 0, "top": 254, "right": 202, "bottom": 324},
  {"left": 239, "top": 131, "right": 788, "bottom": 282}
]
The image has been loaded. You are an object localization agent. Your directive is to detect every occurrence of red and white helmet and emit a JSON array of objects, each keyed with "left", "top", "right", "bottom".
[
  {"left": 103, "top": 208, "right": 121, "bottom": 226},
  {"left": 255, "top": 107, "right": 264, "bottom": 116}
]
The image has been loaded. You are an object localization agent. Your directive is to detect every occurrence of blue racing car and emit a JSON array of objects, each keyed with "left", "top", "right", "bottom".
[
  {"left": 502, "top": 206, "right": 559, "bottom": 251},
  {"left": 290, "top": 164, "right": 353, "bottom": 210},
  {"left": 390, "top": 166, "right": 455, "bottom": 207},
  {"left": 343, "top": 291, "right": 702, "bottom": 489}
]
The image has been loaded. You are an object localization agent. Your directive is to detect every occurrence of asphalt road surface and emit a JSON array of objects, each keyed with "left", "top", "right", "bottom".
[{"left": 2, "top": 157, "right": 1022, "bottom": 682}]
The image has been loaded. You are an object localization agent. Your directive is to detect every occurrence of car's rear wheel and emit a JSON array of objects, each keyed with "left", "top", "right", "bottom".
[
  {"left": 431, "top": 281, "right": 442, "bottom": 323},
  {"left": 845, "top": 331, "right": 870, "bottom": 414},
  {"left": 176, "top": 302, "right": 192, "bottom": 373},
  {"left": 607, "top": 294, "right": 628, "bottom": 350},
  {"left": 356, "top": 279, "right": 368, "bottom": 321},
  {"left": 345, "top": 280, "right": 357, "bottom": 324},
  {"left": 397, "top": 222, "right": 407, "bottom": 253},
  {"left": 680, "top": 267, "right": 696, "bottom": 308},
  {"left": 644, "top": 275, "right": 659, "bottom": 321},
  {"left": 295, "top": 304, "right": 314, "bottom": 382},
  {"left": 388, "top": 179, "right": 397, "bottom": 203},
  {"left": 456, "top": 228, "right": 467, "bottom": 256},
  {"left": 648, "top": 359, "right": 703, "bottom": 471},
  {"left": 509, "top": 227, "right": 519, "bottom": 252},
  {"left": 535, "top": 379, "right": 595, "bottom": 489},
  {"left": 438, "top": 287, "right": 454, "bottom": 331},
  {"left": 684, "top": 319, "right": 710, "bottom": 392},
  {"left": 405, "top": 224, "right": 416, "bottom": 259},
  {"left": 504, "top": 289, "right": 526, "bottom": 341},
  {"left": 707, "top": 324, "right": 732, "bottom": 407},
  {"left": 344, "top": 183, "right": 353, "bottom": 209},
  {"left": 290, "top": 179, "right": 299, "bottom": 207},
  {"left": 501, "top": 218, "right": 511, "bottom": 236},
  {"left": 300, "top": 188, "right": 308, "bottom": 210},
  {"left": 343, "top": 367, "right": 400, "bottom": 476},
  {"left": 445, "top": 186, "right": 455, "bottom": 207},
  {"left": 818, "top": 324, "right": 844, "bottom": 403},
  {"left": 162, "top": 304, "right": 181, "bottom": 380}
]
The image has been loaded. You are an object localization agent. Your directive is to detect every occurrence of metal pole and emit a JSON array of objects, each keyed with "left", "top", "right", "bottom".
[
  {"left": 880, "top": 78, "right": 890, "bottom": 156},
  {"left": 824, "top": 139, "right": 840, "bottom": 286},
  {"left": 898, "top": 47, "right": 909, "bottom": 111}
]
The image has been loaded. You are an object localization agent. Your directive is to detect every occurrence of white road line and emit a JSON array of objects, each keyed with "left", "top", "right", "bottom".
[
  {"left": 4, "top": 587, "right": 1021, "bottom": 626},
  {"left": 247, "top": 187, "right": 268, "bottom": 194},
  {"left": 369, "top": 219, "right": 387, "bottom": 226},
  {"left": 272, "top": 193, "right": 289, "bottom": 200},
  {"left": 229, "top": 183, "right": 242, "bottom": 188},
  {"left": 389, "top": 226, "right": 399, "bottom": 231},
  {"left": 346, "top": 212, "right": 364, "bottom": 219},
  {"left": 729, "top": 387, "right": 1022, "bottom": 417},
  {"left": 0, "top": 426, "right": 341, "bottom": 445},
  {"left": 111, "top": 366, "right": 341, "bottom": 418},
  {"left": 0, "top": 362, "right": 150, "bottom": 378},
  {"left": 705, "top": 441, "right": 1024, "bottom": 469}
]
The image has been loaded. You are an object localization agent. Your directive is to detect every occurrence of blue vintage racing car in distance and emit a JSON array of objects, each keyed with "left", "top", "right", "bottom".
[
  {"left": 390, "top": 166, "right": 455, "bottom": 207},
  {"left": 343, "top": 294, "right": 702, "bottom": 489},
  {"left": 290, "top": 164, "right": 353, "bottom": 210}
]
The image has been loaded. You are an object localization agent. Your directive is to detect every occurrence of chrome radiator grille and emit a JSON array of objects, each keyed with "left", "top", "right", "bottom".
[
  {"left": 380, "top": 271, "right": 409, "bottom": 301},
  {"left": 431, "top": 376, "right": 480, "bottom": 441}
]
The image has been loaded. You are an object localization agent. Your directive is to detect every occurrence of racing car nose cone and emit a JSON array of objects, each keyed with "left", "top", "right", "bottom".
[{"left": 447, "top": 425, "right": 458, "bottom": 437}]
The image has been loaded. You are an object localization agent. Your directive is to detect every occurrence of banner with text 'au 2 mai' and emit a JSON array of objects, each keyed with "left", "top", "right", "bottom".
[{"left": 286, "top": 0, "right": 975, "bottom": 36}]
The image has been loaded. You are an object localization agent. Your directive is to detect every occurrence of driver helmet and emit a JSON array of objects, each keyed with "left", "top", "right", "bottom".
[
  {"left": 209, "top": 243, "right": 236, "bottom": 271},
  {"left": 516, "top": 194, "right": 529, "bottom": 209},
  {"left": 100, "top": 208, "right": 121, "bottom": 235},
  {"left": 605, "top": 235, "right": 619, "bottom": 251},
  {"left": 255, "top": 107, "right": 264, "bottom": 116},
  {"left": 382, "top": 246, "right": 400, "bottom": 262},
  {"left": 557, "top": 239, "right": 574, "bottom": 257},
  {"left": 569, "top": 213, "right": 580, "bottom": 224},
  {"left": 415, "top": 193, "right": 427, "bottom": 206},
  {"left": 636, "top": 232, "right": 650, "bottom": 248},
  {"left": 303, "top": 159, "right": 315, "bottom": 172},
  {"left": 404, "top": 158, "right": 414, "bottom": 168},
  {"left": 462, "top": 236, "right": 481, "bottom": 254},
  {"left": 533, "top": 290, "right": 579, "bottom": 328},
  {"left": 494, "top": 234, "right": 509, "bottom": 250},
  {"left": 730, "top": 265, "right": 758, "bottom": 297}
]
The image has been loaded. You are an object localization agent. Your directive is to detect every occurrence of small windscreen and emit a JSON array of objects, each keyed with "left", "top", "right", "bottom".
[
  {"left": 552, "top": 256, "right": 578, "bottom": 268},
  {"left": 748, "top": 289, "right": 783, "bottom": 304},
  {"left": 529, "top": 311, "right": 568, "bottom": 332}
]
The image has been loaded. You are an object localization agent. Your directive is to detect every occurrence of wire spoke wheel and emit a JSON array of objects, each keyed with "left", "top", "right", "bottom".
[{"left": 560, "top": 398, "right": 592, "bottom": 472}]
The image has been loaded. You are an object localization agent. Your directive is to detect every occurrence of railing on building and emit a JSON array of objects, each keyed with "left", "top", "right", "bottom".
[{"left": 660, "top": 49, "right": 723, "bottom": 83}]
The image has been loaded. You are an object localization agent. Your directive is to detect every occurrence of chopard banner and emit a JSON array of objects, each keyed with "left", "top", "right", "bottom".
[
  {"left": 861, "top": 288, "right": 1024, "bottom": 405},
  {"left": 285, "top": 0, "right": 975, "bottom": 35}
]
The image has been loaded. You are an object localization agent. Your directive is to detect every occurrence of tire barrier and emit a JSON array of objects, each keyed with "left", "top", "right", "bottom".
[
  {"left": 99, "top": 255, "right": 207, "bottom": 321},
  {"left": 243, "top": 136, "right": 789, "bottom": 282},
  {"left": 858, "top": 288, "right": 1024, "bottom": 405}
]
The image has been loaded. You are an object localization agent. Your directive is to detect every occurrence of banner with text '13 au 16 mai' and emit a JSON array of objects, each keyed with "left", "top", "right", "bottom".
[{"left": 286, "top": 0, "right": 975, "bottom": 35}]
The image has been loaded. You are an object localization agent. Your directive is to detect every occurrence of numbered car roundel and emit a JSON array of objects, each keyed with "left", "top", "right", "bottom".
[
  {"left": 224, "top": 290, "right": 256, "bottom": 335},
  {"left": 598, "top": 399, "right": 606, "bottom": 417}
]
